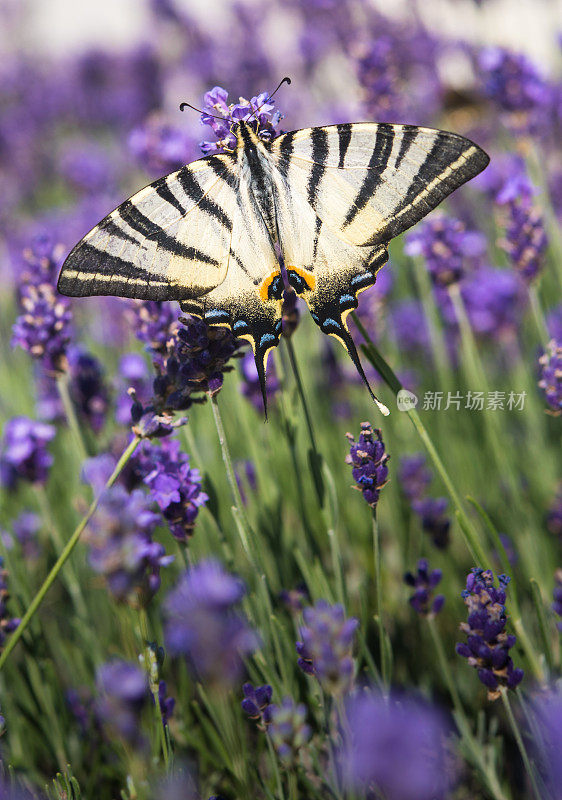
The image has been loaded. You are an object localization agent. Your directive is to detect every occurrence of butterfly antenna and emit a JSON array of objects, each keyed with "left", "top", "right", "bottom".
[
  {"left": 246, "top": 76, "right": 291, "bottom": 126},
  {"left": 333, "top": 324, "right": 390, "bottom": 417},
  {"left": 179, "top": 101, "right": 224, "bottom": 121}
]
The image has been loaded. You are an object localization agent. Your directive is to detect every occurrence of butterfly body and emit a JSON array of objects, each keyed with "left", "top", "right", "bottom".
[{"left": 58, "top": 119, "right": 489, "bottom": 413}]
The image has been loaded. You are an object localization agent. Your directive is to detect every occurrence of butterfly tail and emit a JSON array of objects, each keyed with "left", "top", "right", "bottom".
[
  {"left": 327, "top": 320, "right": 390, "bottom": 417},
  {"left": 253, "top": 348, "right": 269, "bottom": 421}
]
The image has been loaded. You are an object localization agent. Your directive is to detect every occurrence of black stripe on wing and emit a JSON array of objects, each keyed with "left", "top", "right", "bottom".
[
  {"left": 343, "top": 123, "right": 395, "bottom": 228},
  {"left": 337, "top": 123, "right": 352, "bottom": 169},
  {"left": 307, "top": 127, "right": 328, "bottom": 206},
  {"left": 176, "top": 167, "right": 232, "bottom": 229}
]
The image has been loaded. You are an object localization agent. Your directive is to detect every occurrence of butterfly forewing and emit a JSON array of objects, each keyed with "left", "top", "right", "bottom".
[
  {"left": 269, "top": 122, "right": 489, "bottom": 247},
  {"left": 57, "top": 154, "right": 239, "bottom": 300}
]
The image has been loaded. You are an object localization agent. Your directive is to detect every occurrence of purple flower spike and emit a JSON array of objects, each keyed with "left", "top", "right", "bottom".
[
  {"left": 499, "top": 191, "right": 547, "bottom": 283},
  {"left": 268, "top": 697, "right": 311, "bottom": 765},
  {"left": 66, "top": 346, "right": 110, "bottom": 433},
  {"left": 412, "top": 497, "right": 451, "bottom": 550},
  {"left": 164, "top": 560, "right": 258, "bottom": 689},
  {"left": 95, "top": 659, "right": 148, "bottom": 747},
  {"left": 0, "top": 417, "right": 55, "bottom": 490},
  {"left": 241, "top": 682, "right": 273, "bottom": 727},
  {"left": 398, "top": 453, "right": 432, "bottom": 502},
  {"left": 346, "top": 422, "right": 389, "bottom": 509},
  {"left": 84, "top": 485, "right": 173, "bottom": 606},
  {"left": 343, "top": 691, "right": 449, "bottom": 800},
  {"left": 404, "top": 559, "right": 445, "bottom": 616},
  {"left": 199, "top": 85, "right": 284, "bottom": 155},
  {"left": 456, "top": 568, "right": 523, "bottom": 700},
  {"left": 404, "top": 215, "right": 485, "bottom": 288},
  {"left": 538, "top": 340, "right": 562, "bottom": 416},
  {"left": 134, "top": 437, "right": 208, "bottom": 542},
  {"left": 296, "top": 600, "right": 358, "bottom": 696},
  {"left": 11, "top": 282, "right": 72, "bottom": 372}
]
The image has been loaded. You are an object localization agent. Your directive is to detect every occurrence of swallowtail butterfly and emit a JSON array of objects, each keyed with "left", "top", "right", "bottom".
[{"left": 58, "top": 104, "right": 489, "bottom": 414}]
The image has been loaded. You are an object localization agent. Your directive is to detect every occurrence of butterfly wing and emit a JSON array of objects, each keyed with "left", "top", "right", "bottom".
[
  {"left": 58, "top": 154, "right": 241, "bottom": 301},
  {"left": 268, "top": 123, "right": 489, "bottom": 411}
]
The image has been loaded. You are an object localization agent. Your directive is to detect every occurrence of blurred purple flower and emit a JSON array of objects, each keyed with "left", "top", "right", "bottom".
[
  {"left": 241, "top": 682, "right": 273, "bottom": 727},
  {"left": 11, "top": 282, "right": 72, "bottom": 372},
  {"left": 240, "top": 349, "right": 280, "bottom": 410},
  {"left": 164, "top": 560, "right": 258, "bottom": 688},
  {"left": 134, "top": 437, "right": 208, "bottom": 542},
  {"left": 538, "top": 340, "right": 562, "bottom": 416},
  {"left": 199, "top": 85, "right": 283, "bottom": 155},
  {"left": 128, "top": 300, "right": 179, "bottom": 358},
  {"left": 279, "top": 583, "right": 309, "bottom": 614},
  {"left": 0, "top": 417, "right": 55, "bottom": 489},
  {"left": 234, "top": 460, "right": 257, "bottom": 505},
  {"left": 11, "top": 512, "right": 42, "bottom": 560},
  {"left": 499, "top": 192, "right": 547, "bottom": 283},
  {"left": 478, "top": 47, "right": 552, "bottom": 132},
  {"left": 66, "top": 346, "right": 110, "bottom": 433},
  {"left": 551, "top": 569, "right": 562, "bottom": 632},
  {"left": 296, "top": 600, "right": 358, "bottom": 695},
  {"left": 461, "top": 267, "right": 527, "bottom": 340},
  {"left": 456, "top": 568, "right": 523, "bottom": 700},
  {"left": 34, "top": 369, "right": 64, "bottom": 422},
  {"left": 405, "top": 215, "right": 486, "bottom": 288},
  {"left": 129, "top": 113, "right": 198, "bottom": 175},
  {"left": 0, "top": 557, "right": 20, "bottom": 650},
  {"left": 84, "top": 485, "right": 173, "bottom": 606},
  {"left": 157, "top": 679, "right": 175, "bottom": 725},
  {"left": 345, "top": 422, "right": 389, "bottom": 509},
  {"left": 59, "top": 139, "right": 115, "bottom": 194},
  {"left": 343, "top": 690, "right": 449, "bottom": 799},
  {"left": 404, "top": 558, "right": 445, "bottom": 616},
  {"left": 412, "top": 497, "right": 451, "bottom": 549},
  {"left": 546, "top": 485, "right": 562, "bottom": 538},
  {"left": 268, "top": 697, "right": 311, "bottom": 765},
  {"left": 398, "top": 453, "right": 432, "bottom": 502},
  {"left": 532, "top": 688, "right": 562, "bottom": 794},
  {"left": 95, "top": 660, "right": 148, "bottom": 746},
  {"left": 115, "top": 353, "right": 152, "bottom": 426},
  {"left": 391, "top": 300, "right": 431, "bottom": 353},
  {"left": 547, "top": 304, "right": 562, "bottom": 343}
]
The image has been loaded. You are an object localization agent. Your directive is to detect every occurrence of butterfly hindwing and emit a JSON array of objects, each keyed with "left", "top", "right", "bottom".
[{"left": 57, "top": 154, "right": 239, "bottom": 300}]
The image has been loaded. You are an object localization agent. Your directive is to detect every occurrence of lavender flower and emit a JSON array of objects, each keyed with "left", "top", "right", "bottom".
[
  {"left": 538, "top": 340, "right": 562, "bottom": 415},
  {"left": 398, "top": 453, "right": 432, "bottom": 502},
  {"left": 11, "top": 282, "right": 72, "bottom": 372},
  {"left": 199, "top": 86, "right": 283, "bottom": 155},
  {"left": 547, "top": 304, "right": 562, "bottom": 342},
  {"left": 343, "top": 691, "right": 449, "bottom": 799},
  {"left": 128, "top": 299, "right": 179, "bottom": 357},
  {"left": 95, "top": 659, "right": 148, "bottom": 746},
  {"left": 391, "top": 300, "right": 431, "bottom": 353},
  {"left": 11, "top": 512, "right": 42, "bottom": 560},
  {"left": 66, "top": 346, "right": 110, "bottom": 433},
  {"left": 404, "top": 559, "right": 445, "bottom": 616},
  {"left": 158, "top": 680, "right": 175, "bottom": 725},
  {"left": 412, "top": 497, "right": 451, "bottom": 549},
  {"left": 345, "top": 423, "right": 389, "bottom": 509},
  {"left": 164, "top": 560, "right": 258, "bottom": 688},
  {"left": 456, "top": 568, "right": 523, "bottom": 700},
  {"left": 134, "top": 437, "right": 208, "bottom": 542},
  {"left": 551, "top": 569, "right": 562, "bottom": 635},
  {"left": 279, "top": 583, "right": 309, "bottom": 614},
  {"left": 84, "top": 485, "right": 173, "bottom": 606},
  {"left": 241, "top": 682, "right": 273, "bottom": 727},
  {"left": 546, "top": 486, "right": 562, "bottom": 538},
  {"left": 478, "top": 47, "right": 552, "bottom": 132},
  {"left": 240, "top": 349, "right": 280, "bottom": 411},
  {"left": 404, "top": 215, "right": 485, "bottom": 288},
  {"left": 268, "top": 697, "right": 311, "bottom": 765},
  {"left": 499, "top": 191, "right": 547, "bottom": 283},
  {"left": 115, "top": 353, "right": 152, "bottom": 426},
  {"left": 0, "top": 558, "right": 20, "bottom": 649},
  {"left": 461, "top": 267, "right": 527, "bottom": 340},
  {"left": 132, "top": 315, "right": 241, "bottom": 437},
  {"left": 532, "top": 688, "right": 562, "bottom": 793},
  {"left": 129, "top": 113, "right": 197, "bottom": 174},
  {"left": 296, "top": 600, "right": 358, "bottom": 695},
  {"left": 0, "top": 417, "right": 55, "bottom": 489}
]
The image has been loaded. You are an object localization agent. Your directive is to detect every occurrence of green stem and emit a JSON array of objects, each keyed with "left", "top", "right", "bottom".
[
  {"left": 209, "top": 394, "right": 259, "bottom": 571},
  {"left": 500, "top": 688, "right": 541, "bottom": 800},
  {"left": 137, "top": 607, "right": 170, "bottom": 767},
  {"left": 528, "top": 285, "right": 549, "bottom": 347},
  {"left": 285, "top": 338, "right": 319, "bottom": 457},
  {"left": 372, "top": 512, "right": 388, "bottom": 686},
  {"left": 56, "top": 373, "right": 89, "bottom": 461},
  {"left": 0, "top": 435, "right": 141, "bottom": 670}
]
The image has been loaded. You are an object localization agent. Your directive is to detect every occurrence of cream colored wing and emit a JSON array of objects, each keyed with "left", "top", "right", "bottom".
[{"left": 58, "top": 154, "right": 240, "bottom": 301}]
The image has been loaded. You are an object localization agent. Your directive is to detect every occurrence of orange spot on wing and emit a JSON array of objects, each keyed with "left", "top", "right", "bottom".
[{"left": 258, "top": 271, "right": 280, "bottom": 302}]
